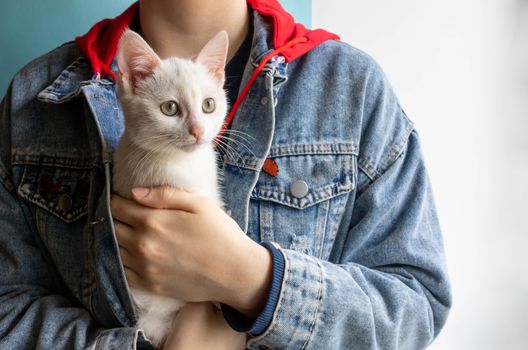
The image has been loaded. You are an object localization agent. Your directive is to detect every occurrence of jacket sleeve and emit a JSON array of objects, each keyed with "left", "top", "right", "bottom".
[
  {"left": 0, "top": 90, "right": 153, "bottom": 350},
  {"left": 247, "top": 130, "right": 451, "bottom": 350},
  {"left": 245, "top": 59, "right": 452, "bottom": 349}
]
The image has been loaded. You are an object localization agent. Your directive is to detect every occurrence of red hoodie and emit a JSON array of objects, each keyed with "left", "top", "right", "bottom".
[{"left": 75, "top": 0, "right": 339, "bottom": 132}]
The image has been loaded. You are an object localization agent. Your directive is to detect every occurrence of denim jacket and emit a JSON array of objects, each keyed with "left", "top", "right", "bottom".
[{"left": 0, "top": 9, "right": 451, "bottom": 350}]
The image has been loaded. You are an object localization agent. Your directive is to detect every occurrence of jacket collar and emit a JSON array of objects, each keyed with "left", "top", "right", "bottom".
[
  {"left": 36, "top": 12, "right": 281, "bottom": 105},
  {"left": 37, "top": 56, "right": 112, "bottom": 104},
  {"left": 73, "top": 0, "right": 337, "bottom": 81},
  {"left": 38, "top": 0, "right": 338, "bottom": 103}
]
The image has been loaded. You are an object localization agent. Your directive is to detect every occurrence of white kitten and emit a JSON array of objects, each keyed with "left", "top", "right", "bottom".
[{"left": 113, "top": 29, "right": 229, "bottom": 347}]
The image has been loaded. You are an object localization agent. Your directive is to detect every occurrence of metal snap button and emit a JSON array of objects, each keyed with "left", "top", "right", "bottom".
[
  {"left": 290, "top": 180, "right": 309, "bottom": 198},
  {"left": 58, "top": 193, "right": 73, "bottom": 212},
  {"left": 20, "top": 183, "right": 31, "bottom": 193},
  {"left": 260, "top": 96, "right": 270, "bottom": 105}
]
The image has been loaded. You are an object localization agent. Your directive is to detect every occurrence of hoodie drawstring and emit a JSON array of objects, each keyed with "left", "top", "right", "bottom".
[{"left": 216, "top": 36, "right": 308, "bottom": 145}]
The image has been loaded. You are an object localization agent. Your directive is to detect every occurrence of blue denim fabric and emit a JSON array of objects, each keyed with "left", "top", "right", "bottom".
[{"left": 0, "top": 12, "right": 451, "bottom": 350}]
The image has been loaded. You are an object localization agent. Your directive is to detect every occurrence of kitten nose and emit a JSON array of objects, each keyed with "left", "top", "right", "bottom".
[{"left": 189, "top": 124, "right": 204, "bottom": 143}]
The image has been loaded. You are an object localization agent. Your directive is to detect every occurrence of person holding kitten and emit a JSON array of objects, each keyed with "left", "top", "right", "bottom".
[{"left": 0, "top": 0, "right": 451, "bottom": 349}]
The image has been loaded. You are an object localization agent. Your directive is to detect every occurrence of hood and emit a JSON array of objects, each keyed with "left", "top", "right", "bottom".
[{"left": 75, "top": 0, "right": 339, "bottom": 81}]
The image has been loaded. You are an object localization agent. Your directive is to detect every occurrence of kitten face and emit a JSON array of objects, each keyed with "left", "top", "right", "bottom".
[{"left": 116, "top": 30, "right": 229, "bottom": 152}]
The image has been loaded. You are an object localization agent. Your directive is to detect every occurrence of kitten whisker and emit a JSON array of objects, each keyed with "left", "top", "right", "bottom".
[
  {"left": 221, "top": 130, "right": 256, "bottom": 141},
  {"left": 215, "top": 139, "right": 243, "bottom": 166},
  {"left": 130, "top": 140, "right": 172, "bottom": 181},
  {"left": 221, "top": 136, "right": 257, "bottom": 155},
  {"left": 132, "top": 134, "right": 171, "bottom": 143},
  {"left": 215, "top": 139, "right": 238, "bottom": 160},
  {"left": 220, "top": 132, "right": 257, "bottom": 146},
  {"left": 217, "top": 130, "right": 256, "bottom": 151},
  {"left": 217, "top": 129, "right": 257, "bottom": 144},
  {"left": 219, "top": 135, "right": 257, "bottom": 159}
]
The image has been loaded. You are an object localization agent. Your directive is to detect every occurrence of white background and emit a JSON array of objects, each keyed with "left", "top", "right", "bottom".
[{"left": 313, "top": 1, "right": 528, "bottom": 349}]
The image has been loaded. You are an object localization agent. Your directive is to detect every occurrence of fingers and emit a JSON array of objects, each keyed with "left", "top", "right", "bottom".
[
  {"left": 123, "top": 265, "right": 144, "bottom": 289},
  {"left": 119, "top": 238, "right": 144, "bottom": 289},
  {"left": 111, "top": 194, "right": 150, "bottom": 227},
  {"left": 112, "top": 188, "right": 199, "bottom": 229},
  {"left": 114, "top": 220, "right": 135, "bottom": 250},
  {"left": 131, "top": 186, "right": 200, "bottom": 212}
]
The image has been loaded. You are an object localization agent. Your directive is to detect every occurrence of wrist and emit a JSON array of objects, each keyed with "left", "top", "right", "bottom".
[{"left": 221, "top": 238, "right": 272, "bottom": 318}]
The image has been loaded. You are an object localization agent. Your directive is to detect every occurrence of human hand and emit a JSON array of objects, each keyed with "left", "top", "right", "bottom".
[
  {"left": 111, "top": 186, "right": 272, "bottom": 317},
  {"left": 162, "top": 302, "right": 247, "bottom": 350}
]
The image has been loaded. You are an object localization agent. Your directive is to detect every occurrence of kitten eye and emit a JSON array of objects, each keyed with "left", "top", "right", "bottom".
[
  {"left": 202, "top": 98, "right": 216, "bottom": 113},
  {"left": 160, "top": 101, "right": 179, "bottom": 116}
]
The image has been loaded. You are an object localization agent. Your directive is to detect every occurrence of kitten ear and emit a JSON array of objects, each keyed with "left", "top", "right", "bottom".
[
  {"left": 116, "top": 29, "right": 161, "bottom": 94},
  {"left": 195, "top": 31, "right": 229, "bottom": 83}
]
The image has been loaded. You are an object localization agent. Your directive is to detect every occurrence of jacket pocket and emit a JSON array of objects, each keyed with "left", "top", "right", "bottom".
[
  {"left": 250, "top": 145, "right": 356, "bottom": 259},
  {"left": 15, "top": 163, "right": 95, "bottom": 304},
  {"left": 17, "top": 165, "right": 90, "bottom": 223}
]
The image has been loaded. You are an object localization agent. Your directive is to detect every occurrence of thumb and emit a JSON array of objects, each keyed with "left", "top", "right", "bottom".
[{"left": 132, "top": 186, "right": 198, "bottom": 212}]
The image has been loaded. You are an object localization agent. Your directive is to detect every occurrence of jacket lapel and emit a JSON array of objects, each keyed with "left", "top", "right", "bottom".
[{"left": 220, "top": 12, "right": 289, "bottom": 232}]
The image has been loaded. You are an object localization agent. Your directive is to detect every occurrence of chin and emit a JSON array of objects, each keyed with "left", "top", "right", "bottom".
[
  {"left": 179, "top": 143, "right": 203, "bottom": 152},
  {"left": 177, "top": 136, "right": 213, "bottom": 151},
  {"left": 178, "top": 144, "right": 196, "bottom": 152}
]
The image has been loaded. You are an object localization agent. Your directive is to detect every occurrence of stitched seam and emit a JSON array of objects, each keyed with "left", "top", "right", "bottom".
[
  {"left": 251, "top": 180, "right": 353, "bottom": 209},
  {"left": 223, "top": 157, "right": 261, "bottom": 171},
  {"left": 268, "top": 142, "right": 359, "bottom": 158},
  {"left": 315, "top": 199, "right": 330, "bottom": 259},
  {"left": 357, "top": 156, "right": 378, "bottom": 182},
  {"left": 301, "top": 257, "right": 324, "bottom": 350},
  {"left": 223, "top": 145, "right": 359, "bottom": 169},
  {"left": 12, "top": 152, "right": 101, "bottom": 169},
  {"left": 37, "top": 55, "right": 88, "bottom": 101},
  {"left": 251, "top": 153, "right": 356, "bottom": 208},
  {"left": 17, "top": 166, "right": 89, "bottom": 222},
  {"left": 17, "top": 185, "right": 88, "bottom": 222},
  {"left": 271, "top": 148, "right": 358, "bottom": 158},
  {"left": 379, "top": 122, "right": 414, "bottom": 174}
]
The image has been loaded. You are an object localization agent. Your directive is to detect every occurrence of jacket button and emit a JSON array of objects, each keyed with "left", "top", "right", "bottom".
[
  {"left": 260, "top": 96, "right": 270, "bottom": 105},
  {"left": 58, "top": 194, "right": 73, "bottom": 212},
  {"left": 290, "top": 180, "right": 309, "bottom": 198}
]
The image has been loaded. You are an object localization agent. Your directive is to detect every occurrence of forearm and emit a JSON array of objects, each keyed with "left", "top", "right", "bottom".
[{"left": 218, "top": 237, "right": 273, "bottom": 318}]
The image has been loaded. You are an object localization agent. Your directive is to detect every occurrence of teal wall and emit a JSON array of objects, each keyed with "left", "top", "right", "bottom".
[{"left": 0, "top": 0, "right": 311, "bottom": 97}]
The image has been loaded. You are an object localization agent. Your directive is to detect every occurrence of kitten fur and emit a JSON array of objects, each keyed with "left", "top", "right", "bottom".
[{"left": 113, "top": 29, "right": 229, "bottom": 347}]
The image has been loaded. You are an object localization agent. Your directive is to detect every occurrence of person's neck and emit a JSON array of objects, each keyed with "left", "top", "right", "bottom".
[{"left": 139, "top": 0, "right": 249, "bottom": 61}]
